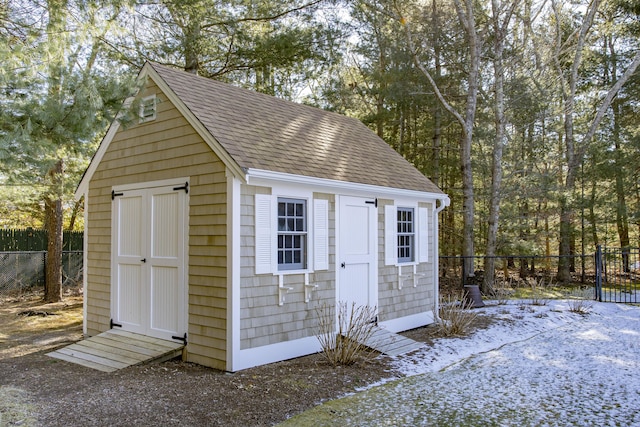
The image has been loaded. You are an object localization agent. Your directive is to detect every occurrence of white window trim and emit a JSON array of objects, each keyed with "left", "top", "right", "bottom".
[
  {"left": 254, "top": 188, "right": 329, "bottom": 276},
  {"left": 139, "top": 94, "right": 157, "bottom": 123},
  {"left": 385, "top": 202, "right": 430, "bottom": 266},
  {"left": 277, "top": 197, "right": 308, "bottom": 271},
  {"left": 397, "top": 206, "right": 416, "bottom": 264}
]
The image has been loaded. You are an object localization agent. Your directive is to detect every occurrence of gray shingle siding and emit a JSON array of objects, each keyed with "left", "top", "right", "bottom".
[{"left": 240, "top": 186, "right": 336, "bottom": 349}]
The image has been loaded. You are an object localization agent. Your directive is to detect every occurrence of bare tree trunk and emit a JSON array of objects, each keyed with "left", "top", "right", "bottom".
[
  {"left": 44, "top": 159, "right": 64, "bottom": 302},
  {"left": 589, "top": 173, "right": 599, "bottom": 247},
  {"left": 453, "top": 0, "right": 480, "bottom": 284},
  {"left": 553, "top": 0, "right": 599, "bottom": 283},
  {"left": 68, "top": 196, "right": 83, "bottom": 231},
  {"left": 483, "top": 0, "right": 515, "bottom": 294},
  {"left": 431, "top": 0, "right": 442, "bottom": 188},
  {"left": 43, "top": 1, "right": 66, "bottom": 302},
  {"left": 402, "top": 0, "right": 481, "bottom": 282},
  {"left": 607, "top": 39, "right": 631, "bottom": 270}
]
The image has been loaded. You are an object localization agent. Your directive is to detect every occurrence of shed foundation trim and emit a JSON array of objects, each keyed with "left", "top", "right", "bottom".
[
  {"left": 231, "top": 335, "right": 321, "bottom": 372},
  {"left": 379, "top": 311, "right": 435, "bottom": 333}
]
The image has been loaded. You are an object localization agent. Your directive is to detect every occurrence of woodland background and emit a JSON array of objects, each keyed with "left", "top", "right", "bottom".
[{"left": 1, "top": 0, "right": 639, "bottom": 299}]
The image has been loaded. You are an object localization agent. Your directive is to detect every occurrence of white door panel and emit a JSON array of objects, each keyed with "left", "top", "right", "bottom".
[
  {"left": 148, "top": 189, "right": 184, "bottom": 338},
  {"left": 113, "top": 191, "right": 146, "bottom": 333},
  {"left": 151, "top": 192, "right": 179, "bottom": 259},
  {"left": 112, "top": 182, "right": 187, "bottom": 342},
  {"left": 338, "top": 196, "right": 377, "bottom": 311},
  {"left": 117, "top": 264, "right": 144, "bottom": 330},
  {"left": 150, "top": 266, "right": 179, "bottom": 333}
]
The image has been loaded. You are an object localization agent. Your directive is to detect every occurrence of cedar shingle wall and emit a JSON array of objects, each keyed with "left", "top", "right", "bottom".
[
  {"left": 377, "top": 200, "right": 436, "bottom": 321},
  {"left": 85, "top": 81, "right": 228, "bottom": 370},
  {"left": 239, "top": 186, "right": 336, "bottom": 349}
]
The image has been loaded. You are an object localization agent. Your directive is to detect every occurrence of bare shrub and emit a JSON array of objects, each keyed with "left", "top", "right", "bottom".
[
  {"left": 315, "top": 301, "right": 378, "bottom": 366},
  {"left": 493, "top": 277, "right": 514, "bottom": 305},
  {"left": 435, "top": 294, "right": 478, "bottom": 337},
  {"left": 529, "top": 277, "right": 550, "bottom": 306},
  {"left": 567, "top": 288, "right": 595, "bottom": 314}
]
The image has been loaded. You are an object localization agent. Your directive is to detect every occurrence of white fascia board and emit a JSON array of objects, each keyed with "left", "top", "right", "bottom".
[{"left": 246, "top": 168, "right": 450, "bottom": 203}]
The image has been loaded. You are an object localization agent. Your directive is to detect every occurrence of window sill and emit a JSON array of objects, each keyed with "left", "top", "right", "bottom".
[
  {"left": 396, "top": 262, "right": 418, "bottom": 267},
  {"left": 275, "top": 268, "right": 313, "bottom": 276}
]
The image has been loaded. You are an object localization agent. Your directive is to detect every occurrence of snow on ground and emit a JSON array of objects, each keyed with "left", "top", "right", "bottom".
[{"left": 280, "top": 300, "right": 640, "bottom": 426}]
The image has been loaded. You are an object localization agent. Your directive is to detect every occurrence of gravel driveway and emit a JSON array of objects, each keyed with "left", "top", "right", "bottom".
[{"left": 280, "top": 302, "right": 640, "bottom": 426}]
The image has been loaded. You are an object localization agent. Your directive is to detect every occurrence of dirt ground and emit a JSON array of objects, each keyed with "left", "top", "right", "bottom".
[{"left": 0, "top": 294, "right": 492, "bottom": 426}]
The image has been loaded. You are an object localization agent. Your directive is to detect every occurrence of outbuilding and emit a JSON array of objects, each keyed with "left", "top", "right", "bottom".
[{"left": 75, "top": 62, "right": 449, "bottom": 371}]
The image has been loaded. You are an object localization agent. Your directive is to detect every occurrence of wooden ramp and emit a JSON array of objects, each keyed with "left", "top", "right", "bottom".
[
  {"left": 351, "top": 326, "right": 425, "bottom": 357},
  {"left": 47, "top": 329, "right": 184, "bottom": 373}
]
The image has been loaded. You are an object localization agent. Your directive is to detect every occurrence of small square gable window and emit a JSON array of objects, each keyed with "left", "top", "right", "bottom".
[{"left": 139, "top": 95, "right": 157, "bottom": 123}]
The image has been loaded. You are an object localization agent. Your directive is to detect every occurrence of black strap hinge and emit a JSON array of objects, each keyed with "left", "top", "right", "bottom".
[
  {"left": 365, "top": 198, "right": 378, "bottom": 208},
  {"left": 110, "top": 319, "right": 122, "bottom": 328},
  {"left": 111, "top": 190, "right": 124, "bottom": 200},
  {"left": 172, "top": 333, "right": 187, "bottom": 345},
  {"left": 173, "top": 182, "right": 189, "bottom": 194}
]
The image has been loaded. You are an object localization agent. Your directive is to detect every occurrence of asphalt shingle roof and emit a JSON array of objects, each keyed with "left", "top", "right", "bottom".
[{"left": 151, "top": 63, "right": 442, "bottom": 194}]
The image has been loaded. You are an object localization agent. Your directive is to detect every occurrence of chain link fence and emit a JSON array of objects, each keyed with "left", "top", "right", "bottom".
[{"left": 0, "top": 251, "right": 83, "bottom": 299}]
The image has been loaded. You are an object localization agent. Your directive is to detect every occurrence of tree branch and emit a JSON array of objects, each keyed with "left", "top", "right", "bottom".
[
  {"left": 398, "top": 7, "right": 467, "bottom": 133},
  {"left": 200, "top": 0, "right": 324, "bottom": 29},
  {"left": 577, "top": 49, "right": 640, "bottom": 162}
]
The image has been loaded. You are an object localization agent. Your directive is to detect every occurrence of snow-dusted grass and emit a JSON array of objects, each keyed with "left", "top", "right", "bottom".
[{"left": 280, "top": 300, "right": 640, "bottom": 426}]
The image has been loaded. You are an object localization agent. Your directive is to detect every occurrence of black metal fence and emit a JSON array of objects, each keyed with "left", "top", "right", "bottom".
[
  {"left": 0, "top": 251, "right": 83, "bottom": 299},
  {"left": 595, "top": 246, "right": 639, "bottom": 303},
  {"left": 440, "top": 248, "right": 639, "bottom": 304}
]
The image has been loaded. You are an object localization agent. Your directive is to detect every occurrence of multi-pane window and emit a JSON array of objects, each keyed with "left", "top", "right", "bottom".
[
  {"left": 397, "top": 207, "right": 415, "bottom": 263},
  {"left": 277, "top": 198, "right": 307, "bottom": 270}
]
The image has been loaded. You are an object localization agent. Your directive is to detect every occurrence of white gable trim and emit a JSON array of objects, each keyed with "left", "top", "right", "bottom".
[{"left": 75, "top": 62, "right": 245, "bottom": 200}]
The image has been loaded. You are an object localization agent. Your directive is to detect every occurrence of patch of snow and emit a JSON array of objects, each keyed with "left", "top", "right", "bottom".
[
  {"left": 284, "top": 300, "right": 640, "bottom": 426},
  {"left": 390, "top": 299, "right": 588, "bottom": 376}
]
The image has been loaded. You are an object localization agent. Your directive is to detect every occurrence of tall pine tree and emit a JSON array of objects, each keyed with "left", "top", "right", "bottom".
[{"left": 0, "top": 0, "right": 134, "bottom": 301}]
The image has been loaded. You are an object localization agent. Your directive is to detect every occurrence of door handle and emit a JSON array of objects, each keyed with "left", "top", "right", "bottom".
[
  {"left": 141, "top": 258, "right": 147, "bottom": 263},
  {"left": 341, "top": 262, "right": 345, "bottom": 268}
]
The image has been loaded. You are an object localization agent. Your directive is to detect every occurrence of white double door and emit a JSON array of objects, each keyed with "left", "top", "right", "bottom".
[
  {"left": 111, "top": 181, "right": 187, "bottom": 341},
  {"left": 338, "top": 196, "right": 377, "bottom": 311}
]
